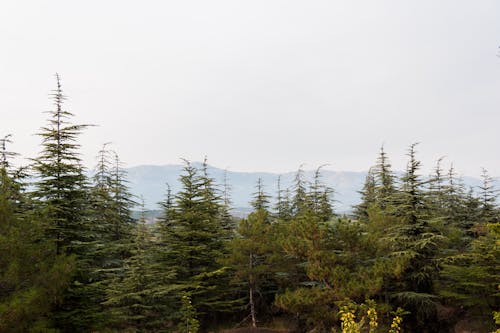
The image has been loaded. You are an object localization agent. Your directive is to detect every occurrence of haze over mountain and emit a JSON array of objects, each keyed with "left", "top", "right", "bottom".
[{"left": 124, "top": 163, "right": 484, "bottom": 214}]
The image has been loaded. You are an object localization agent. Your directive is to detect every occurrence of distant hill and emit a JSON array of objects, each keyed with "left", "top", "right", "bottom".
[{"left": 123, "top": 163, "right": 485, "bottom": 215}]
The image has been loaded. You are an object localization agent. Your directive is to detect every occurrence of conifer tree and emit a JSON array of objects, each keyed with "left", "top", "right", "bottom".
[
  {"left": 103, "top": 203, "right": 158, "bottom": 331},
  {"left": 158, "top": 160, "right": 229, "bottom": 328},
  {"left": 0, "top": 144, "right": 74, "bottom": 332},
  {"left": 29, "top": 74, "right": 99, "bottom": 331},
  {"left": 478, "top": 168, "right": 499, "bottom": 224},
  {"left": 226, "top": 205, "right": 274, "bottom": 327},
  {"left": 439, "top": 222, "right": 500, "bottom": 327},
  {"left": 275, "top": 176, "right": 292, "bottom": 222},
  {"left": 291, "top": 166, "right": 308, "bottom": 217},
  {"left": 220, "top": 169, "right": 236, "bottom": 238},
  {"left": 32, "top": 73, "right": 91, "bottom": 256},
  {"left": 251, "top": 178, "right": 271, "bottom": 212},
  {"left": 88, "top": 146, "right": 137, "bottom": 329},
  {"left": 374, "top": 145, "right": 395, "bottom": 210},
  {"left": 0, "top": 134, "right": 15, "bottom": 169},
  {"left": 354, "top": 167, "right": 377, "bottom": 222},
  {"left": 427, "top": 157, "right": 446, "bottom": 214},
  {"left": 309, "top": 165, "right": 334, "bottom": 222},
  {"left": 388, "top": 143, "right": 444, "bottom": 329}
]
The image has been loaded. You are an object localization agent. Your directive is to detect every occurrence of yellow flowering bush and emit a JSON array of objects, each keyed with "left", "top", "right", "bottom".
[
  {"left": 367, "top": 307, "right": 378, "bottom": 333},
  {"left": 337, "top": 301, "right": 406, "bottom": 333},
  {"left": 339, "top": 306, "right": 361, "bottom": 333}
]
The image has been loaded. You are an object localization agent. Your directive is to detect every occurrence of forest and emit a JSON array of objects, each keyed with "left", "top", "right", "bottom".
[{"left": 0, "top": 76, "right": 499, "bottom": 333}]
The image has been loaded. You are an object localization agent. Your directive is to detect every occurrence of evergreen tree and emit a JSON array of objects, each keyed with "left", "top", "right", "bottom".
[
  {"left": 0, "top": 146, "right": 74, "bottom": 332},
  {"left": 478, "top": 168, "right": 499, "bottom": 224},
  {"left": 30, "top": 74, "right": 97, "bottom": 331},
  {"left": 291, "top": 166, "right": 309, "bottom": 217},
  {"left": 225, "top": 207, "right": 274, "bottom": 328},
  {"left": 427, "top": 157, "right": 446, "bottom": 215},
  {"left": 0, "top": 134, "right": 15, "bottom": 170},
  {"left": 89, "top": 146, "right": 137, "bottom": 330},
  {"left": 32, "top": 73, "right": 91, "bottom": 256},
  {"left": 220, "top": 169, "right": 237, "bottom": 239},
  {"left": 103, "top": 204, "right": 158, "bottom": 331},
  {"left": 309, "top": 165, "right": 334, "bottom": 222},
  {"left": 388, "top": 143, "right": 444, "bottom": 329},
  {"left": 439, "top": 222, "right": 500, "bottom": 328},
  {"left": 354, "top": 167, "right": 377, "bottom": 222},
  {"left": 275, "top": 214, "right": 384, "bottom": 331},
  {"left": 374, "top": 145, "right": 395, "bottom": 210},
  {"left": 157, "top": 160, "right": 229, "bottom": 328},
  {"left": 251, "top": 178, "right": 271, "bottom": 212},
  {"left": 275, "top": 176, "right": 292, "bottom": 222}
]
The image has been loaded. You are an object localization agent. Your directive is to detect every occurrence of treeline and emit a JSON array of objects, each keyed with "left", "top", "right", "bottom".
[{"left": 0, "top": 76, "right": 499, "bottom": 333}]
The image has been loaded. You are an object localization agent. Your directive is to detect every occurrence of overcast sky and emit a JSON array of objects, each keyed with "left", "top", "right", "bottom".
[{"left": 1, "top": 0, "right": 499, "bottom": 177}]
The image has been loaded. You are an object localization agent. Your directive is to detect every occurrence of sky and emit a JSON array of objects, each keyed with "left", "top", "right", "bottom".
[{"left": 1, "top": 0, "right": 499, "bottom": 177}]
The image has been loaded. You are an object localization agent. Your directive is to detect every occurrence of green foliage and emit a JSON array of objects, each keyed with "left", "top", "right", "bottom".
[
  {"left": 0, "top": 164, "right": 75, "bottom": 332},
  {"left": 102, "top": 209, "right": 160, "bottom": 331},
  {"left": 354, "top": 167, "right": 377, "bottom": 222},
  {"left": 225, "top": 195, "right": 276, "bottom": 326},
  {"left": 178, "top": 293, "right": 200, "bottom": 333},
  {"left": 439, "top": 222, "right": 500, "bottom": 317},
  {"left": 3, "top": 79, "right": 500, "bottom": 332},
  {"left": 382, "top": 144, "right": 444, "bottom": 329},
  {"left": 155, "top": 160, "right": 232, "bottom": 328},
  {"left": 32, "top": 74, "right": 92, "bottom": 256}
]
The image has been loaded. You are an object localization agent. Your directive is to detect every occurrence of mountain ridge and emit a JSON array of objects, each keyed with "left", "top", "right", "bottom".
[{"left": 122, "top": 163, "right": 485, "bottom": 214}]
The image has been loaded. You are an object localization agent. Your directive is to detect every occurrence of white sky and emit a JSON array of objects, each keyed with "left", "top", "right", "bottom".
[{"left": 1, "top": 0, "right": 499, "bottom": 177}]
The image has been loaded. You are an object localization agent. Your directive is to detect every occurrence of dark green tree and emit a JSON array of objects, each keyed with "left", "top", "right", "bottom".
[
  {"left": 30, "top": 74, "right": 98, "bottom": 331},
  {"left": 354, "top": 167, "right": 377, "bottom": 222},
  {"left": 478, "top": 168, "right": 499, "bottom": 225},
  {"left": 439, "top": 222, "right": 500, "bottom": 328},
  {"left": 251, "top": 178, "right": 271, "bottom": 212},
  {"left": 374, "top": 145, "right": 396, "bottom": 210},
  {"left": 308, "top": 165, "right": 334, "bottom": 222},
  {"left": 225, "top": 207, "right": 274, "bottom": 328},
  {"left": 32, "top": 73, "right": 91, "bottom": 256},
  {"left": 88, "top": 146, "right": 137, "bottom": 330},
  {"left": 275, "top": 176, "right": 292, "bottom": 222},
  {"left": 220, "top": 169, "right": 237, "bottom": 239},
  {"left": 291, "top": 166, "right": 308, "bottom": 217},
  {"left": 387, "top": 143, "right": 444, "bottom": 329},
  {"left": 103, "top": 204, "right": 159, "bottom": 331},
  {"left": 0, "top": 145, "right": 74, "bottom": 332},
  {"left": 157, "top": 160, "right": 229, "bottom": 328}
]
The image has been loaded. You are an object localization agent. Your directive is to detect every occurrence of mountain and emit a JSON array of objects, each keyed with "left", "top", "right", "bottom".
[{"left": 123, "top": 163, "right": 484, "bottom": 214}]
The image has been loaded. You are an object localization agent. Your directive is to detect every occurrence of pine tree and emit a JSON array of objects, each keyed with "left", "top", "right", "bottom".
[
  {"left": 89, "top": 146, "right": 137, "bottom": 329},
  {"left": 32, "top": 73, "right": 91, "bottom": 256},
  {"left": 309, "top": 165, "right": 334, "bottom": 222},
  {"left": 225, "top": 207, "right": 274, "bottom": 328},
  {"left": 291, "top": 166, "right": 309, "bottom": 217},
  {"left": 30, "top": 74, "right": 99, "bottom": 331},
  {"left": 427, "top": 157, "right": 446, "bottom": 214},
  {"left": 388, "top": 143, "right": 444, "bottom": 329},
  {"left": 0, "top": 144, "right": 74, "bottom": 332},
  {"left": 439, "top": 222, "right": 500, "bottom": 327},
  {"left": 275, "top": 176, "right": 292, "bottom": 222},
  {"left": 0, "top": 134, "right": 15, "bottom": 170},
  {"left": 478, "top": 168, "right": 499, "bottom": 225},
  {"left": 103, "top": 203, "right": 158, "bottom": 331},
  {"left": 354, "top": 167, "right": 377, "bottom": 222},
  {"left": 157, "top": 160, "right": 229, "bottom": 328},
  {"left": 251, "top": 178, "right": 271, "bottom": 212},
  {"left": 220, "top": 169, "right": 236, "bottom": 239},
  {"left": 374, "top": 145, "right": 395, "bottom": 210}
]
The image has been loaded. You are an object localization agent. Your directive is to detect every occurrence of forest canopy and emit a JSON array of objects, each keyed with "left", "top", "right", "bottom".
[{"left": 0, "top": 77, "right": 499, "bottom": 333}]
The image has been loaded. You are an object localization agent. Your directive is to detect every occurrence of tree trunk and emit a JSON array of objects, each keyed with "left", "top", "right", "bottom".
[{"left": 249, "top": 253, "right": 256, "bottom": 328}]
